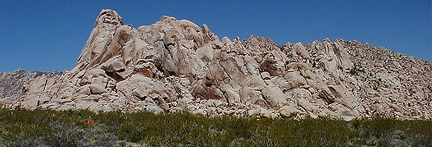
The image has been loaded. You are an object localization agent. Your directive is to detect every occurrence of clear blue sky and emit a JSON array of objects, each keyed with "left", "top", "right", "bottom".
[{"left": 0, "top": 1, "right": 430, "bottom": 72}]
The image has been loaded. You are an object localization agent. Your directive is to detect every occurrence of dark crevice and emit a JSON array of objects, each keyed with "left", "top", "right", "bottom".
[
  {"left": 105, "top": 71, "right": 124, "bottom": 81},
  {"left": 139, "top": 96, "right": 147, "bottom": 101}
]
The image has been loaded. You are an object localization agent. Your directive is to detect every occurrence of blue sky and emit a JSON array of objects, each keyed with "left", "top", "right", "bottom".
[{"left": 0, "top": 1, "right": 430, "bottom": 72}]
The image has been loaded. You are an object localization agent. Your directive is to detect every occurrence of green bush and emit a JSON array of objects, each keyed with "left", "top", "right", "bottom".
[{"left": 0, "top": 108, "right": 430, "bottom": 146}]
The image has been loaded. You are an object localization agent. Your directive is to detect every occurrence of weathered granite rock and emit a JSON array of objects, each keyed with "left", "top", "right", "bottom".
[
  {"left": 0, "top": 69, "right": 61, "bottom": 108},
  {"left": 1, "top": 9, "right": 431, "bottom": 120}
]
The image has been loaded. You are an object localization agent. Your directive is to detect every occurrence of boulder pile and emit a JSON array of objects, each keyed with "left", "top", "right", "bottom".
[{"left": 2, "top": 9, "right": 431, "bottom": 120}]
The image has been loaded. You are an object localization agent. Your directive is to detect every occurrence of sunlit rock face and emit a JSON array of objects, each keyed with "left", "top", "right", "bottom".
[{"left": 3, "top": 9, "right": 431, "bottom": 120}]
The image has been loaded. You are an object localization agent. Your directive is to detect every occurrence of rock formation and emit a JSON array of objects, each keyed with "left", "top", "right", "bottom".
[
  {"left": 1, "top": 9, "right": 431, "bottom": 120},
  {"left": 0, "top": 69, "right": 60, "bottom": 106}
]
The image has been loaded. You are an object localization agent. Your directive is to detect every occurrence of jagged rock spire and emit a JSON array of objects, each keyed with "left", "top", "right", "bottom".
[{"left": 75, "top": 9, "right": 124, "bottom": 71}]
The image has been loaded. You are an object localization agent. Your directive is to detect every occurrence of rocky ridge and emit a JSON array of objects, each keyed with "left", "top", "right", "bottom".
[
  {"left": 0, "top": 69, "right": 60, "bottom": 106},
  {"left": 2, "top": 9, "right": 431, "bottom": 120}
]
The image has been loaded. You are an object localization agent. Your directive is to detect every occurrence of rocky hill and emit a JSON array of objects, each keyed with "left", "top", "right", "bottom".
[
  {"left": 0, "top": 70, "right": 60, "bottom": 105},
  {"left": 1, "top": 9, "right": 431, "bottom": 120}
]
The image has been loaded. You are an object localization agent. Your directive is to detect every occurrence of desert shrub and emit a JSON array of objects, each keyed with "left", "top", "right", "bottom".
[
  {"left": 77, "top": 124, "right": 125, "bottom": 147},
  {"left": 348, "top": 117, "right": 432, "bottom": 146},
  {"left": 0, "top": 108, "right": 122, "bottom": 146},
  {"left": 94, "top": 111, "right": 125, "bottom": 136},
  {"left": 0, "top": 108, "right": 431, "bottom": 146}
]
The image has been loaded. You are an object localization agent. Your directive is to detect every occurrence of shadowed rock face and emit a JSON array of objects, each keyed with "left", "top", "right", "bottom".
[{"left": 2, "top": 9, "right": 431, "bottom": 120}]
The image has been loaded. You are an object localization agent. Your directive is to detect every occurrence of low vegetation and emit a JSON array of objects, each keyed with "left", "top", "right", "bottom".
[{"left": 0, "top": 108, "right": 430, "bottom": 146}]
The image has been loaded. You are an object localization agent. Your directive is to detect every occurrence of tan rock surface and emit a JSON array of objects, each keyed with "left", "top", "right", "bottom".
[{"left": 1, "top": 9, "right": 431, "bottom": 120}]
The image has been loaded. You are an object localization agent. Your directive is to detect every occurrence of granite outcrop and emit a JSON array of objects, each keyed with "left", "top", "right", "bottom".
[{"left": 1, "top": 9, "right": 431, "bottom": 120}]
